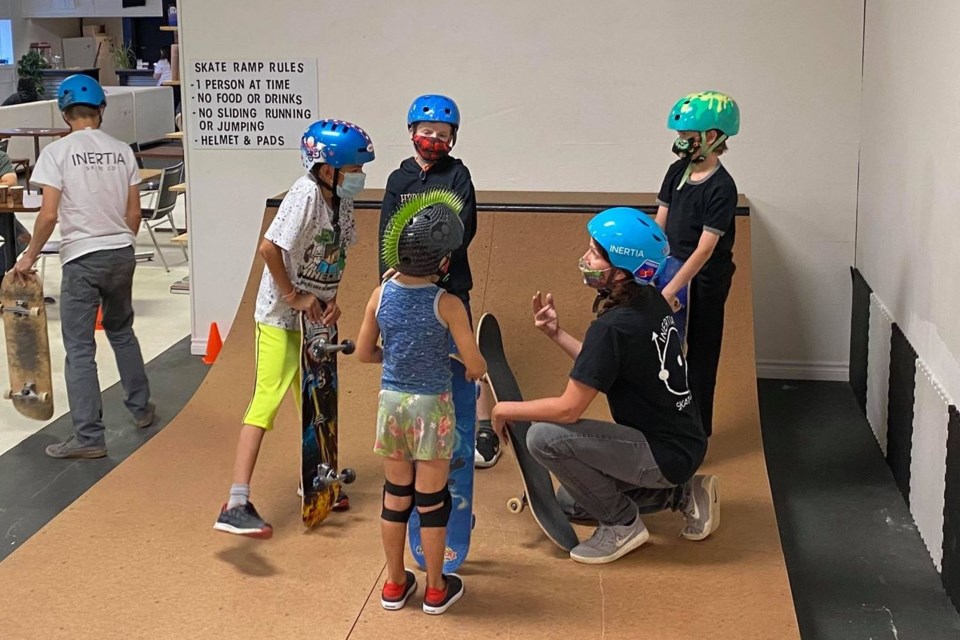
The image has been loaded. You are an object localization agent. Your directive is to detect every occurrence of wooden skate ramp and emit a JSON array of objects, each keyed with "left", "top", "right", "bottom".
[{"left": 0, "top": 197, "right": 799, "bottom": 639}]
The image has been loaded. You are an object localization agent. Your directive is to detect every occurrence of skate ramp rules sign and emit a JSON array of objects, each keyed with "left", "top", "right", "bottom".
[{"left": 187, "top": 59, "right": 319, "bottom": 150}]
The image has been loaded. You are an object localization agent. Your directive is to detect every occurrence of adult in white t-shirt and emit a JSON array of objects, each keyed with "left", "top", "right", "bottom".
[
  {"left": 13, "top": 74, "right": 154, "bottom": 459},
  {"left": 154, "top": 45, "right": 172, "bottom": 86}
]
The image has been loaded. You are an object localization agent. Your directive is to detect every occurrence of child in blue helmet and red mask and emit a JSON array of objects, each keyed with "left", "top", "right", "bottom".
[
  {"left": 490, "top": 208, "right": 719, "bottom": 564},
  {"left": 377, "top": 95, "right": 501, "bottom": 469},
  {"left": 214, "top": 119, "right": 375, "bottom": 539},
  {"left": 655, "top": 91, "right": 740, "bottom": 438}
]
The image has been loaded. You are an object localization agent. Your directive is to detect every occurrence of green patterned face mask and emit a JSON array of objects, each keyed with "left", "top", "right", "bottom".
[{"left": 579, "top": 258, "right": 612, "bottom": 288}]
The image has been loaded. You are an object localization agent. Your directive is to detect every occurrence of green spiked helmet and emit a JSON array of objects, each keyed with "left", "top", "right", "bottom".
[
  {"left": 667, "top": 91, "right": 740, "bottom": 136},
  {"left": 381, "top": 188, "right": 465, "bottom": 277}
]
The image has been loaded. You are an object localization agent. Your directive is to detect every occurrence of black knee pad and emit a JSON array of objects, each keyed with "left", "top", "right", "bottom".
[
  {"left": 381, "top": 480, "right": 414, "bottom": 523},
  {"left": 415, "top": 487, "right": 452, "bottom": 528}
]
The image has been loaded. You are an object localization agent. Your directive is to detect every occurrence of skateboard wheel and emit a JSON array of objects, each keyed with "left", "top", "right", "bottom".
[
  {"left": 340, "top": 340, "right": 355, "bottom": 355},
  {"left": 38, "top": 392, "right": 49, "bottom": 402},
  {"left": 28, "top": 307, "right": 40, "bottom": 317},
  {"left": 341, "top": 468, "right": 356, "bottom": 484},
  {"left": 507, "top": 497, "right": 525, "bottom": 514}
]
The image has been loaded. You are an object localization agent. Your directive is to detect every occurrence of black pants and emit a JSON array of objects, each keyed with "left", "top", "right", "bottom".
[{"left": 687, "top": 269, "right": 733, "bottom": 437}]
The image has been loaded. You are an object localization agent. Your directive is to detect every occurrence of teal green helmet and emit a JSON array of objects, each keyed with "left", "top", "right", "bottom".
[{"left": 667, "top": 91, "right": 740, "bottom": 136}]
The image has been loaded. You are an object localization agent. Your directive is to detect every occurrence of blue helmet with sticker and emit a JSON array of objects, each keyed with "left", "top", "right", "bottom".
[
  {"left": 57, "top": 74, "right": 106, "bottom": 111},
  {"left": 300, "top": 119, "right": 375, "bottom": 171},
  {"left": 407, "top": 94, "right": 460, "bottom": 129},
  {"left": 587, "top": 207, "right": 669, "bottom": 284}
]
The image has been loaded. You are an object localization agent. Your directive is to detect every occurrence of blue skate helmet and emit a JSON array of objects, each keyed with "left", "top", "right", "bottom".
[
  {"left": 300, "top": 119, "right": 376, "bottom": 171},
  {"left": 58, "top": 74, "right": 106, "bottom": 111},
  {"left": 407, "top": 94, "right": 461, "bottom": 130},
  {"left": 586, "top": 207, "right": 669, "bottom": 284}
]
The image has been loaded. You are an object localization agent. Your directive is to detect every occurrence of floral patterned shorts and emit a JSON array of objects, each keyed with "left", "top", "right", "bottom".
[{"left": 374, "top": 389, "right": 455, "bottom": 461}]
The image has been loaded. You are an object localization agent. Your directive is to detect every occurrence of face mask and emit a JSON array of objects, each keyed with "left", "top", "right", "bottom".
[
  {"left": 336, "top": 172, "right": 365, "bottom": 198},
  {"left": 413, "top": 134, "right": 451, "bottom": 162},
  {"left": 579, "top": 257, "right": 612, "bottom": 289},
  {"left": 672, "top": 135, "right": 701, "bottom": 160}
]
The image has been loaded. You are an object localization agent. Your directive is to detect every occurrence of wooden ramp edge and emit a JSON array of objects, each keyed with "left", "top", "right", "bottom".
[{"left": 0, "top": 204, "right": 799, "bottom": 639}]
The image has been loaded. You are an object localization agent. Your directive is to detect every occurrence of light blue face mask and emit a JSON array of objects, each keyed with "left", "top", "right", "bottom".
[{"left": 336, "top": 172, "right": 366, "bottom": 198}]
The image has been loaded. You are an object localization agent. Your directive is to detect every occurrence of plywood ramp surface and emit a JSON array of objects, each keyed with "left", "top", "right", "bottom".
[{"left": 0, "top": 206, "right": 798, "bottom": 639}]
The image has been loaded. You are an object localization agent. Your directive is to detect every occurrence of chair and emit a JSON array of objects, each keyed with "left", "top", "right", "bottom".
[
  {"left": 140, "top": 161, "right": 187, "bottom": 272},
  {"left": 129, "top": 142, "right": 160, "bottom": 192},
  {"left": 0, "top": 138, "right": 32, "bottom": 184}
]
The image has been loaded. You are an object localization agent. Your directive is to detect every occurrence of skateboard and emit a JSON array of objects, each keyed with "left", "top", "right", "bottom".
[
  {"left": 1, "top": 272, "right": 53, "bottom": 421},
  {"left": 655, "top": 256, "right": 690, "bottom": 351},
  {"left": 299, "top": 313, "right": 356, "bottom": 527},
  {"left": 477, "top": 312, "right": 579, "bottom": 551},
  {"left": 408, "top": 353, "right": 477, "bottom": 573}
]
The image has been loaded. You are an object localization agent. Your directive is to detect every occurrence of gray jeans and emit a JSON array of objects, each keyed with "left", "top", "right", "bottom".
[
  {"left": 61, "top": 246, "right": 150, "bottom": 447},
  {"left": 527, "top": 419, "right": 688, "bottom": 526}
]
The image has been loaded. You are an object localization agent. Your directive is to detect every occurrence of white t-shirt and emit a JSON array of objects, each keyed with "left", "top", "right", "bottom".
[
  {"left": 254, "top": 175, "right": 358, "bottom": 330},
  {"left": 30, "top": 128, "right": 139, "bottom": 264},
  {"left": 154, "top": 59, "right": 172, "bottom": 85}
]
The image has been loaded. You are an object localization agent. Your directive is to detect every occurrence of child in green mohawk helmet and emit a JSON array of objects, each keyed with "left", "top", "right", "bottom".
[{"left": 655, "top": 91, "right": 740, "bottom": 439}]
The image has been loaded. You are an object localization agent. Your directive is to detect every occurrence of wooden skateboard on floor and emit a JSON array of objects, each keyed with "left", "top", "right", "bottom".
[
  {"left": 477, "top": 312, "right": 579, "bottom": 551},
  {"left": 1, "top": 272, "right": 53, "bottom": 420},
  {"left": 299, "top": 314, "right": 355, "bottom": 527}
]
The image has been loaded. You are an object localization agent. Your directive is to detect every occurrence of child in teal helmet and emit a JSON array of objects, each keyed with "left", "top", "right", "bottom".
[
  {"left": 656, "top": 91, "right": 740, "bottom": 438},
  {"left": 214, "top": 119, "right": 375, "bottom": 539},
  {"left": 13, "top": 74, "right": 155, "bottom": 459},
  {"left": 490, "top": 207, "right": 718, "bottom": 565}
]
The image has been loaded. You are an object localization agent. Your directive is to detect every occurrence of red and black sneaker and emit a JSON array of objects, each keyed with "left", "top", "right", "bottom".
[
  {"left": 423, "top": 573, "right": 464, "bottom": 615},
  {"left": 380, "top": 570, "right": 417, "bottom": 610},
  {"left": 333, "top": 492, "right": 350, "bottom": 511}
]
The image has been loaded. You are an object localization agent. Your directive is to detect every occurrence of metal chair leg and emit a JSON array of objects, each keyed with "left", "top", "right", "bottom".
[{"left": 146, "top": 223, "right": 169, "bottom": 272}]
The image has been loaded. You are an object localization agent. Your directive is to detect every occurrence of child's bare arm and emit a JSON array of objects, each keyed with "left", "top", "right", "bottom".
[
  {"left": 439, "top": 293, "right": 486, "bottom": 381},
  {"left": 662, "top": 231, "right": 719, "bottom": 299},
  {"left": 356, "top": 287, "right": 383, "bottom": 364},
  {"left": 258, "top": 237, "right": 322, "bottom": 322}
]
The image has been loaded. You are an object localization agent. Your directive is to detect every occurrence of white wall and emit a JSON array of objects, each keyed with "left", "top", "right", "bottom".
[
  {"left": 857, "top": 0, "right": 960, "bottom": 405},
  {"left": 181, "top": 0, "right": 864, "bottom": 367}
]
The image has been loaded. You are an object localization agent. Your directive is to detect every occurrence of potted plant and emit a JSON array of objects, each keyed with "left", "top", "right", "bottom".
[
  {"left": 111, "top": 43, "right": 136, "bottom": 71},
  {"left": 17, "top": 51, "right": 50, "bottom": 97}
]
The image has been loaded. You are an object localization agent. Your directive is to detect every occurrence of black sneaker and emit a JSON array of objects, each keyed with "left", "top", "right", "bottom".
[
  {"left": 381, "top": 569, "right": 417, "bottom": 610},
  {"left": 474, "top": 427, "right": 501, "bottom": 468},
  {"left": 213, "top": 502, "right": 273, "bottom": 539},
  {"left": 423, "top": 573, "right": 464, "bottom": 615}
]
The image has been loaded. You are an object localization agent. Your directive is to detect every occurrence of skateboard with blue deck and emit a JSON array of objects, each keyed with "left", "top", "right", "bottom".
[
  {"left": 655, "top": 256, "right": 690, "bottom": 351},
  {"left": 408, "top": 353, "right": 477, "bottom": 573}
]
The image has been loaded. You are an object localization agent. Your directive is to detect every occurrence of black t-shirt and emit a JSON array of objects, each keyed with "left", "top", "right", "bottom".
[
  {"left": 570, "top": 288, "right": 706, "bottom": 484},
  {"left": 379, "top": 156, "right": 478, "bottom": 297},
  {"left": 657, "top": 158, "right": 737, "bottom": 280}
]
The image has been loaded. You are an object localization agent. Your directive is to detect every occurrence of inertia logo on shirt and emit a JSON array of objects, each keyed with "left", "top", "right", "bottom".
[
  {"left": 609, "top": 245, "right": 644, "bottom": 258},
  {"left": 71, "top": 152, "right": 128, "bottom": 167}
]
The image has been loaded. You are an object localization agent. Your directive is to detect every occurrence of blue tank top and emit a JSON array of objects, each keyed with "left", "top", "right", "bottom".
[{"left": 377, "top": 279, "right": 451, "bottom": 394}]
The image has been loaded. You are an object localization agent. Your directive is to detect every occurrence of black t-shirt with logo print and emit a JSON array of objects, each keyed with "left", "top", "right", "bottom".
[
  {"left": 569, "top": 287, "right": 706, "bottom": 485},
  {"left": 657, "top": 158, "right": 738, "bottom": 280}
]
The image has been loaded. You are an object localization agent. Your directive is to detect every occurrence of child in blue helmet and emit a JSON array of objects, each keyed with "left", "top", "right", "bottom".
[
  {"left": 655, "top": 91, "right": 740, "bottom": 438},
  {"left": 490, "top": 208, "right": 718, "bottom": 564},
  {"left": 377, "top": 95, "right": 501, "bottom": 469},
  {"left": 13, "top": 74, "right": 154, "bottom": 459},
  {"left": 214, "top": 119, "right": 375, "bottom": 538},
  {"left": 358, "top": 189, "right": 486, "bottom": 614}
]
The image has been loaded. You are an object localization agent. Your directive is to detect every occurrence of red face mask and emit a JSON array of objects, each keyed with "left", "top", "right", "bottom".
[{"left": 413, "top": 135, "right": 451, "bottom": 162}]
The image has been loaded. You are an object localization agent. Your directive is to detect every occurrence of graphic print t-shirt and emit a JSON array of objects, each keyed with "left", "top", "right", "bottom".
[
  {"left": 569, "top": 288, "right": 706, "bottom": 484},
  {"left": 254, "top": 175, "right": 357, "bottom": 330},
  {"left": 30, "top": 128, "right": 140, "bottom": 264}
]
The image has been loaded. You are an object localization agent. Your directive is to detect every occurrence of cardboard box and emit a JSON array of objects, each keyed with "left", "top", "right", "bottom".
[{"left": 83, "top": 25, "right": 105, "bottom": 37}]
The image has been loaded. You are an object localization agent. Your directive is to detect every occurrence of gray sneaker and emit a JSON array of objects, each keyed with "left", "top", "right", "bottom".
[
  {"left": 45, "top": 436, "right": 107, "bottom": 459},
  {"left": 135, "top": 402, "right": 157, "bottom": 428},
  {"left": 681, "top": 474, "right": 720, "bottom": 541},
  {"left": 569, "top": 515, "right": 649, "bottom": 564}
]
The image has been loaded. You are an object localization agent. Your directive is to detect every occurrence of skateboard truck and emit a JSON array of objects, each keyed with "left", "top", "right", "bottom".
[
  {"left": 4, "top": 381, "right": 49, "bottom": 403},
  {"left": 313, "top": 462, "right": 357, "bottom": 491},
  {"left": 308, "top": 338, "right": 355, "bottom": 361},
  {"left": 0, "top": 300, "right": 40, "bottom": 317}
]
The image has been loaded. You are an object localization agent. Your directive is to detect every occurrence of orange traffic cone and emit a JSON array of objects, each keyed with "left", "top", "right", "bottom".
[
  {"left": 202, "top": 322, "right": 223, "bottom": 365},
  {"left": 95, "top": 306, "right": 104, "bottom": 331}
]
